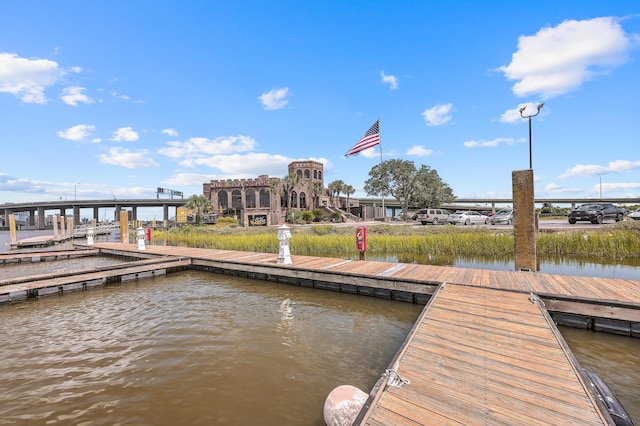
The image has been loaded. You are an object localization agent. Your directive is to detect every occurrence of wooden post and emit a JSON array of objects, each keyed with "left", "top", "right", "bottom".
[
  {"left": 513, "top": 169, "right": 537, "bottom": 271},
  {"left": 9, "top": 214, "right": 17, "bottom": 244},
  {"left": 120, "top": 210, "right": 129, "bottom": 243},
  {"left": 52, "top": 215, "right": 59, "bottom": 240},
  {"left": 60, "top": 214, "right": 66, "bottom": 238}
]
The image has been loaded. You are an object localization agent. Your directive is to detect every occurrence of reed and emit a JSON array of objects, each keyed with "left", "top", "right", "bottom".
[{"left": 153, "top": 221, "right": 640, "bottom": 261}]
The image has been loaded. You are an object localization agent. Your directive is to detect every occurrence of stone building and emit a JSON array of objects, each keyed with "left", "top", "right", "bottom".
[{"left": 203, "top": 160, "right": 326, "bottom": 226}]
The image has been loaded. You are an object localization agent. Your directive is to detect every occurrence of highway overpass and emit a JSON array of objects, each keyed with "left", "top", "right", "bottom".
[
  {"left": 357, "top": 197, "right": 640, "bottom": 215},
  {"left": 1, "top": 199, "right": 186, "bottom": 228}
]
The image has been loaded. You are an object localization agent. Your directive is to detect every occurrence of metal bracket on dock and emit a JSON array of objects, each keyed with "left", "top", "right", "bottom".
[
  {"left": 382, "top": 365, "right": 410, "bottom": 389},
  {"left": 529, "top": 292, "right": 545, "bottom": 308}
]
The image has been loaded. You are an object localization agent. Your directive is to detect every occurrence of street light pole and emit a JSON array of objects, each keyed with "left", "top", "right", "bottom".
[
  {"left": 519, "top": 103, "right": 544, "bottom": 169},
  {"left": 599, "top": 175, "right": 602, "bottom": 200}
]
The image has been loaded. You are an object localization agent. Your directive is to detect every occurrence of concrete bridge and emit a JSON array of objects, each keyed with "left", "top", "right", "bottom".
[
  {"left": 358, "top": 197, "right": 640, "bottom": 216},
  {"left": 1, "top": 199, "right": 186, "bottom": 229},
  {"left": 3, "top": 196, "right": 639, "bottom": 229}
]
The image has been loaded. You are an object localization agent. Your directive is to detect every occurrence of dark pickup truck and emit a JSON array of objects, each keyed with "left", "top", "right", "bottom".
[{"left": 568, "top": 203, "right": 625, "bottom": 224}]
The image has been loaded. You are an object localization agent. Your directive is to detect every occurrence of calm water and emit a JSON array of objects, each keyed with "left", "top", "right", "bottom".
[
  {"left": 1, "top": 230, "right": 638, "bottom": 424},
  {"left": 0, "top": 270, "right": 423, "bottom": 425}
]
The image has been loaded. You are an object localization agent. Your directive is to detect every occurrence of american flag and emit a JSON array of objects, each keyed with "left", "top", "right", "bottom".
[{"left": 345, "top": 120, "right": 380, "bottom": 157}]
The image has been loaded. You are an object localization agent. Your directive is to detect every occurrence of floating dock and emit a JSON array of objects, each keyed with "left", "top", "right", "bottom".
[
  {"left": 354, "top": 284, "right": 613, "bottom": 425},
  {"left": 0, "top": 249, "right": 99, "bottom": 264},
  {"left": 0, "top": 255, "right": 190, "bottom": 303},
  {"left": 1, "top": 242, "right": 638, "bottom": 425}
]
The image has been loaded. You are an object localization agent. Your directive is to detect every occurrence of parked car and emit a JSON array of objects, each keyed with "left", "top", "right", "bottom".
[
  {"left": 567, "top": 203, "right": 624, "bottom": 224},
  {"left": 491, "top": 209, "right": 514, "bottom": 225},
  {"left": 628, "top": 208, "right": 640, "bottom": 220},
  {"left": 393, "top": 212, "right": 414, "bottom": 221},
  {"left": 448, "top": 211, "right": 490, "bottom": 225},
  {"left": 416, "top": 208, "right": 449, "bottom": 225}
]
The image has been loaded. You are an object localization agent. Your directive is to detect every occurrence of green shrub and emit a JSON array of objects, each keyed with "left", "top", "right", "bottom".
[
  {"left": 216, "top": 216, "right": 238, "bottom": 227},
  {"left": 301, "top": 210, "right": 314, "bottom": 223}
]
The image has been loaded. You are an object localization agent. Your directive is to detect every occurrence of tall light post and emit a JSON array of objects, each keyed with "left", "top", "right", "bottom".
[
  {"left": 519, "top": 103, "right": 544, "bottom": 169},
  {"left": 599, "top": 174, "right": 602, "bottom": 200}
]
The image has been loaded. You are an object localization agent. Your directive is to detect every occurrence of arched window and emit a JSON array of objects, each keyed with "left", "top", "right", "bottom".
[
  {"left": 304, "top": 169, "right": 310, "bottom": 178},
  {"left": 314, "top": 170, "right": 318, "bottom": 179},
  {"left": 259, "top": 189, "right": 270, "bottom": 207},
  {"left": 290, "top": 191, "right": 298, "bottom": 208},
  {"left": 232, "top": 190, "right": 243, "bottom": 209},
  {"left": 296, "top": 170, "right": 302, "bottom": 179},
  {"left": 245, "top": 189, "right": 256, "bottom": 208},
  {"left": 300, "top": 192, "right": 307, "bottom": 209},
  {"left": 218, "top": 191, "right": 228, "bottom": 212},
  {"left": 318, "top": 171, "right": 322, "bottom": 181}
]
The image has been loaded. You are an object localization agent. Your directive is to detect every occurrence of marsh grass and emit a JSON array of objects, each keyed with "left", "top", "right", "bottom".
[{"left": 154, "top": 220, "right": 640, "bottom": 262}]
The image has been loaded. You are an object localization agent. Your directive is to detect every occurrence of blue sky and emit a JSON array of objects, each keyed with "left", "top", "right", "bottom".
[{"left": 1, "top": 1, "right": 639, "bottom": 215}]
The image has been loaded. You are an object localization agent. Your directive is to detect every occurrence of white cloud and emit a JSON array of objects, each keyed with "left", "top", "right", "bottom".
[
  {"left": 109, "top": 90, "right": 143, "bottom": 103},
  {"left": 595, "top": 182, "right": 640, "bottom": 194},
  {"left": 422, "top": 103, "right": 453, "bottom": 126},
  {"left": 544, "top": 183, "right": 563, "bottom": 191},
  {"left": 158, "top": 135, "right": 257, "bottom": 159},
  {"left": 542, "top": 182, "right": 582, "bottom": 195},
  {"left": 61, "top": 86, "right": 94, "bottom": 106},
  {"left": 463, "top": 137, "right": 516, "bottom": 148},
  {"left": 111, "top": 126, "right": 139, "bottom": 142},
  {"left": 500, "top": 103, "right": 545, "bottom": 124},
  {"left": 259, "top": 87, "right": 289, "bottom": 110},
  {"left": 0, "top": 52, "right": 65, "bottom": 103},
  {"left": 165, "top": 173, "right": 223, "bottom": 186},
  {"left": 182, "top": 153, "right": 293, "bottom": 175},
  {"left": 353, "top": 147, "right": 379, "bottom": 159},
  {"left": 380, "top": 70, "right": 398, "bottom": 90},
  {"left": 407, "top": 145, "right": 434, "bottom": 156},
  {"left": 498, "top": 17, "right": 633, "bottom": 99},
  {"left": 56, "top": 124, "right": 96, "bottom": 141},
  {"left": 70, "top": 67, "right": 82, "bottom": 73},
  {"left": 162, "top": 128, "right": 179, "bottom": 137},
  {"left": 98, "top": 147, "right": 159, "bottom": 169},
  {"left": 559, "top": 160, "right": 640, "bottom": 179}
]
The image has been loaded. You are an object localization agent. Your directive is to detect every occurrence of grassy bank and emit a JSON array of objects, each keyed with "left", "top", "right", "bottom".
[{"left": 153, "top": 220, "right": 640, "bottom": 262}]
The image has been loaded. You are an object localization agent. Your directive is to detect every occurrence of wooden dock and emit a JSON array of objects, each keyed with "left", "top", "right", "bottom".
[
  {"left": 92, "top": 242, "right": 640, "bottom": 333},
  {"left": 2, "top": 242, "right": 638, "bottom": 424},
  {"left": 354, "top": 283, "right": 612, "bottom": 425},
  {"left": 0, "top": 255, "right": 191, "bottom": 303},
  {"left": 0, "top": 249, "right": 99, "bottom": 264},
  {"left": 6, "top": 234, "right": 72, "bottom": 249}
]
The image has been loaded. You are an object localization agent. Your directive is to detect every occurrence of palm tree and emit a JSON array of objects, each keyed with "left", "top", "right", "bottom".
[
  {"left": 281, "top": 173, "right": 301, "bottom": 209},
  {"left": 343, "top": 184, "right": 355, "bottom": 214},
  {"left": 327, "top": 180, "right": 345, "bottom": 208},
  {"left": 184, "top": 195, "right": 213, "bottom": 225},
  {"left": 310, "top": 181, "right": 324, "bottom": 208}
]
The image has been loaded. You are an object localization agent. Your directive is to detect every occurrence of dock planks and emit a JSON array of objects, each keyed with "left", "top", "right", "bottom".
[
  {"left": 0, "top": 256, "right": 191, "bottom": 302},
  {"left": 89, "top": 242, "right": 640, "bottom": 308},
  {"left": 355, "top": 284, "right": 610, "bottom": 425},
  {"left": 0, "top": 249, "right": 99, "bottom": 264}
]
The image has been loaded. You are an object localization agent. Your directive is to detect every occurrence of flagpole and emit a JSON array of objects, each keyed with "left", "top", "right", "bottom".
[{"left": 379, "top": 118, "right": 385, "bottom": 219}]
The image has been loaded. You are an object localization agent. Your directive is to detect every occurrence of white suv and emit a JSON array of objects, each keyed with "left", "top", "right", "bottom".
[{"left": 417, "top": 208, "right": 449, "bottom": 225}]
